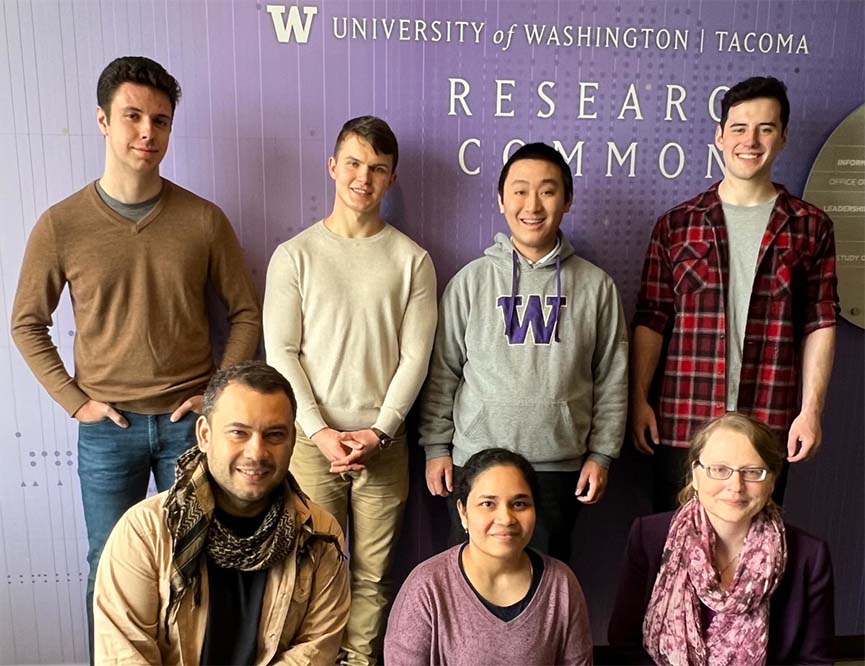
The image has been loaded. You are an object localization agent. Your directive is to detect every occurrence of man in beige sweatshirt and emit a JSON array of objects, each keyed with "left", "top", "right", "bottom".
[
  {"left": 10, "top": 56, "right": 261, "bottom": 653},
  {"left": 264, "top": 116, "right": 437, "bottom": 665}
]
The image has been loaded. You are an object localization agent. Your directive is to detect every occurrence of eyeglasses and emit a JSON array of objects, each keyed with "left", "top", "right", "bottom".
[{"left": 693, "top": 460, "right": 769, "bottom": 482}]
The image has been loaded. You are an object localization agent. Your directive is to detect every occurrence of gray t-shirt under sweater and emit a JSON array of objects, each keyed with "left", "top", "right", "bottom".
[
  {"left": 723, "top": 196, "right": 777, "bottom": 410},
  {"left": 95, "top": 180, "right": 160, "bottom": 221}
]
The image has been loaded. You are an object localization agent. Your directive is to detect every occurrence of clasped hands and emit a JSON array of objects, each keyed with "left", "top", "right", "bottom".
[{"left": 311, "top": 427, "right": 381, "bottom": 473}]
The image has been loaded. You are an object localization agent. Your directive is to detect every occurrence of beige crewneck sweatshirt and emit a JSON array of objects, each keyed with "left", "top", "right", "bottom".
[
  {"left": 11, "top": 180, "right": 262, "bottom": 415},
  {"left": 263, "top": 221, "right": 437, "bottom": 437}
]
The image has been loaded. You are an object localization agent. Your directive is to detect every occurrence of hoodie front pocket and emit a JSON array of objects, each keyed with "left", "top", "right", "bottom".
[
  {"left": 462, "top": 404, "right": 489, "bottom": 440},
  {"left": 458, "top": 400, "right": 587, "bottom": 463}
]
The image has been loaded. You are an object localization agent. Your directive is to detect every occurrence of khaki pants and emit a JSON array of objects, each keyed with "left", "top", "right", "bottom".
[{"left": 290, "top": 430, "right": 408, "bottom": 666}]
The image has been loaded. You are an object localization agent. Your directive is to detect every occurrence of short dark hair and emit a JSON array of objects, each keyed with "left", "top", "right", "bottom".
[
  {"left": 203, "top": 361, "right": 297, "bottom": 421},
  {"left": 678, "top": 412, "right": 786, "bottom": 505},
  {"left": 720, "top": 76, "right": 790, "bottom": 131},
  {"left": 497, "top": 142, "right": 574, "bottom": 205},
  {"left": 97, "top": 56, "right": 182, "bottom": 117},
  {"left": 454, "top": 448, "right": 540, "bottom": 508},
  {"left": 333, "top": 115, "right": 399, "bottom": 170}
]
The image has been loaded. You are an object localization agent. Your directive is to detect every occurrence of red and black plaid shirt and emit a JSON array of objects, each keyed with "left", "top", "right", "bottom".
[{"left": 633, "top": 182, "right": 839, "bottom": 448}]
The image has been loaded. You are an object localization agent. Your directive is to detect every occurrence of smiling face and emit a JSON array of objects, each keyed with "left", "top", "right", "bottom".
[
  {"left": 692, "top": 427, "right": 775, "bottom": 533},
  {"left": 97, "top": 82, "right": 172, "bottom": 180},
  {"left": 715, "top": 97, "right": 786, "bottom": 187},
  {"left": 196, "top": 382, "right": 296, "bottom": 517},
  {"left": 499, "top": 158, "right": 571, "bottom": 262},
  {"left": 328, "top": 133, "right": 396, "bottom": 217},
  {"left": 457, "top": 464, "right": 536, "bottom": 562}
]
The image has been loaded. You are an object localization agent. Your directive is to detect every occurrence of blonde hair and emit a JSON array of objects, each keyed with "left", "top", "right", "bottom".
[{"left": 677, "top": 412, "right": 785, "bottom": 506}]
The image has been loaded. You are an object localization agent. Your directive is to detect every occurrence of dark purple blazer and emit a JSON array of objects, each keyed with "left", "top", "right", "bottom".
[{"left": 608, "top": 512, "right": 834, "bottom": 665}]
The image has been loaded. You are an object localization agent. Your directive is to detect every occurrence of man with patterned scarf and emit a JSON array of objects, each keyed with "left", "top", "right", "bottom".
[{"left": 93, "top": 361, "right": 350, "bottom": 664}]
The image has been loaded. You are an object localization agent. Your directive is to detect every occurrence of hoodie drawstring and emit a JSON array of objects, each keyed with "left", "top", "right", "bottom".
[
  {"left": 506, "top": 249, "right": 564, "bottom": 342},
  {"left": 506, "top": 250, "right": 520, "bottom": 338},
  {"left": 554, "top": 255, "right": 562, "bottom": 342}
]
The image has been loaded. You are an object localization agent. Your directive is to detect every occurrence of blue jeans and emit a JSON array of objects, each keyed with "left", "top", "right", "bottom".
[{"left": 78, "top": 410, "right": 197, "bottom": 656}]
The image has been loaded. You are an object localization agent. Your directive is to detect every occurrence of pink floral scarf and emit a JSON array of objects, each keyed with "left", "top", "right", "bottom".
[{"left": 643, "top": 499, "right": 787, "bottom": 666}]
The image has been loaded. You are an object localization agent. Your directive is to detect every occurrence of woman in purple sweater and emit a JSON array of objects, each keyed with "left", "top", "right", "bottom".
[
  {"left": 384, "top": 448, "right": 593, "bottom": 666},
  {"left": 608, "top": 413, "right": 834, "bottom": 665}
]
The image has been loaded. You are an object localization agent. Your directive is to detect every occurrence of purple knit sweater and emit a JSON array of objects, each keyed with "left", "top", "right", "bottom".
[{"left": 384, "top": 545, "right": 593, "bottom": 666}]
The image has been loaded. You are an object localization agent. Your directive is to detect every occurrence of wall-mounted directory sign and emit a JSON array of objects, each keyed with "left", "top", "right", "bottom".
[{"left": 804, "top": 105, "right": 865, "bottom": 329}]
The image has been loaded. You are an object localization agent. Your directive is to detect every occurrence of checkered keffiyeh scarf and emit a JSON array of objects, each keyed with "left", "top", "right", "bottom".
[
  {"left": 162, "top": 447, "right": 302, "bottom": 633},
  {"left": 643, "top": 499, "right": 787, "bottom": 666}
]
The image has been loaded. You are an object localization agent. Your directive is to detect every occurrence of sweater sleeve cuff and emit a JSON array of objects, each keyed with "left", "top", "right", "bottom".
[
  {"left": 423, "top": 444, "right": 452, "bottom": 461},
  {"left": 372, "top": 409, "right": 403, "bottom": 440},
  {"left": 297, "top": 410, "right": 328, "bottom": 440},
  {"left": 586, "top": 452, "right": 614, "bottom": 469},
  {"left": 58, "top": 385, "right": 91, "bottom": 418}
]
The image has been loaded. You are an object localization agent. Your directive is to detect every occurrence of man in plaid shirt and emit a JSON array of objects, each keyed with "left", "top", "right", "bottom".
[{"left": 631, "top": 76, "right": 840, "bottom": 511}]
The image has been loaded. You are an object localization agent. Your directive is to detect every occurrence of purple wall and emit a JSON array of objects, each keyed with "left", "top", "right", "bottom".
[{"left": 0, "top": 1, "right": 862, "bottom": 662}]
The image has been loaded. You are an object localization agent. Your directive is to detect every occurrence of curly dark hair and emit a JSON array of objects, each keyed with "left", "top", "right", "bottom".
[{"left": 97, "top": 56, "right": 182, "bottom": 116}]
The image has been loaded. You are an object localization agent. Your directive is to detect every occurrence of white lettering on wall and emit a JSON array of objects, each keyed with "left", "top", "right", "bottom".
[
  {"left": 449, "top": 78, "right": 472, "bottom": 116},
  {"left": 606, "top": 142, "right": 638, "bottom": 177},
  {"left": 266, "top": 4, "right": 318, "bottom": 43},
  {"left": 458, "top": 138, "right": 481, "bottom": 175},
  {"left": 659, "top": 142, "right": 685, "bottom": 179}
]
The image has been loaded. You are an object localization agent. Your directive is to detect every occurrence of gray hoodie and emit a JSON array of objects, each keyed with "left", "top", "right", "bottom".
[{"left": 419, "top": 233, "right": 628, "bottom": 471}]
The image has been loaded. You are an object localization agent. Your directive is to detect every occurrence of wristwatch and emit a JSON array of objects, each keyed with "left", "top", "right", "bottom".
[{"left": 372, "top": 428, "right": 394, "bottom": 450}]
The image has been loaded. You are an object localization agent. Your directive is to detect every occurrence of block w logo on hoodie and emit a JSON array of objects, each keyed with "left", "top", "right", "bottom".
[{"left": 497, "top": 295, "right": 566, "bottom": 345}]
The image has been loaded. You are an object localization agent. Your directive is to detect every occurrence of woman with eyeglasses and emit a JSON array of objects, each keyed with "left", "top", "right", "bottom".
[
  {"left": 384, "top": 448, "right": 592, "bottom": 665},
  {"left": 608, "top": 412, "right": 834, "bottom": 665}
]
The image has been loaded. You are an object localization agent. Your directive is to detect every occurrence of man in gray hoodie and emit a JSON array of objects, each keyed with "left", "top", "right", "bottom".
[{"left": 419, "top": 142, "right": 628, "bottom": 562}]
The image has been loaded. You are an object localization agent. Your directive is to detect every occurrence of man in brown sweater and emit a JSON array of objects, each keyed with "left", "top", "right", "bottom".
[{"left": 10, "top": 56, "right": 261, "bottom": 653}]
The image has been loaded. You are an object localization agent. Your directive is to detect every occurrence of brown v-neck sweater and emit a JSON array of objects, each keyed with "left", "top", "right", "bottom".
[{"left": 11, "top": 180, "right": 261, "bottom": 415}]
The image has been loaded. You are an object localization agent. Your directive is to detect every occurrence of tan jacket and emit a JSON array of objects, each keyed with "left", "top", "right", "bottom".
[{"left": 94, "top": 490, "right": 349, "bottom": 665}]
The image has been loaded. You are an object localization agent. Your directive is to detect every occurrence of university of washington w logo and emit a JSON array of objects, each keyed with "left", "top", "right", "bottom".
[
  {"left": 497, "top": 295, "right": 566, "bottom": 345},
  {"left": 266, "top": 4, "right": 318, "bottom": 44}
]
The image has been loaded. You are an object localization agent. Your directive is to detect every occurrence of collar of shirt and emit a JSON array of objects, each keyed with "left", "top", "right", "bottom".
[{"left": 524, "top": 237, "right": 561, "bottom": 267}]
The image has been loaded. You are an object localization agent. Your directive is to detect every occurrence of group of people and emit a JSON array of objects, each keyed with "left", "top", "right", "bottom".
[{"left": 10, "top": 54, "right": 839, "bottom": 665}]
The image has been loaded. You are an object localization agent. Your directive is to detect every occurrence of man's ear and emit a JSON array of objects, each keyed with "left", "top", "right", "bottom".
[
  {"left": 96, "top": 106, "right": 110, "bottom": 136},
  {"left": 714, "top": 124, "right": 724, "bottom": 150},
  {"left": 498, "top": 194, "right": 505, "bottom": 214},
  {"left": 196, "top": 415, "right": 211, "bottom": 453}
]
